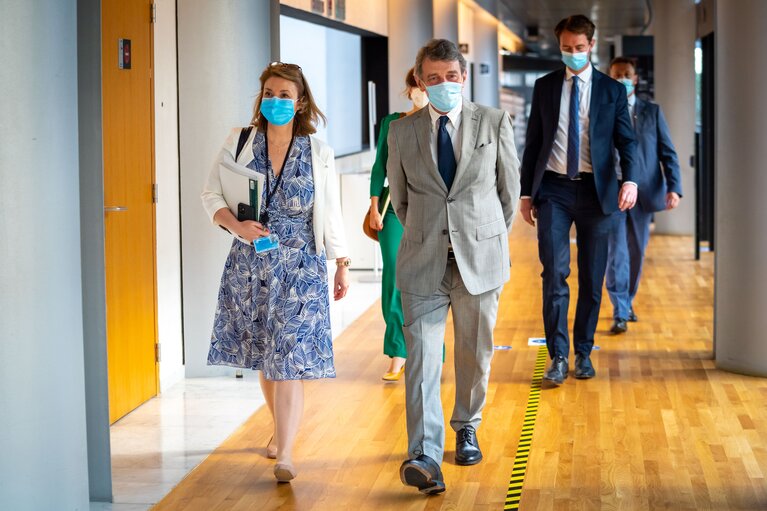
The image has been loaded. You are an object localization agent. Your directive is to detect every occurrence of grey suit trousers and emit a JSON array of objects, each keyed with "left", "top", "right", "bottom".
[{"left": 400, "top": 259, "right": 502, "bottom": 463}]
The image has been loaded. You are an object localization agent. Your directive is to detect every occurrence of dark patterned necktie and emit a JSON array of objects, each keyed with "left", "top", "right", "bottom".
[
  {"left": 437, "top": 115, "right": 457, "bottom": 189},
  {"left": 567, "top": 75, "right": 580, "bottom": 179}
]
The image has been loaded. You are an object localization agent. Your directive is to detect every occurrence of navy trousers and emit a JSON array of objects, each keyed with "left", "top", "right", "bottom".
[
  {"left": 606, "top": 205, "right": 654, "bottom": 319},
  {"left": 536, "top": 173, "right": 616, "bottom": 359}
]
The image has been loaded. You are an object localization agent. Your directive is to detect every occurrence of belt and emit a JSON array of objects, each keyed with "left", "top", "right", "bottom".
[
  {"left": 545, "top": 170, "right": 594, "bottom": 181},
  {"left": 447, "top": 248, "right": 456, "bottom": 260}
]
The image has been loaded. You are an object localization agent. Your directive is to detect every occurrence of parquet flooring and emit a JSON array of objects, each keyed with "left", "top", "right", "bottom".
[{"left": 152, "top": 219, "right": 767, "bottom": 510}]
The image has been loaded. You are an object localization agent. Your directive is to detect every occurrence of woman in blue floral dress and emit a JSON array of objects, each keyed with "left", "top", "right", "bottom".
[{"left": 201, "top": 62, "right": 349, "bottom": 483}]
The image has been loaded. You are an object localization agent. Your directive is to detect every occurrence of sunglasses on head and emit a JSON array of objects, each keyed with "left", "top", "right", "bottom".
[{"left": 269, "top": 61, "right": 302, "bottom": 71}]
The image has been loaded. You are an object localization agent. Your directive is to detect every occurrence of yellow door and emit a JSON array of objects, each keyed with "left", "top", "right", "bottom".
[{"left": 102, "top": 0, "right": 159, "bottom": 424}]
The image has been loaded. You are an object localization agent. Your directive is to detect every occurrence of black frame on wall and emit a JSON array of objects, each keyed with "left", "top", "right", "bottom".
[
  {"left": 697, "top": 31, "right": 715, "bottom": 259},
  {"left": 280, "top": 4, "right": 389, "bottom": 152}
]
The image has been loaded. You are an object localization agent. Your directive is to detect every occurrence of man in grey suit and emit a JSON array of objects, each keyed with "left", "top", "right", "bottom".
[{"left": 387, "top": 39, "right": 520, "bottom": 495}]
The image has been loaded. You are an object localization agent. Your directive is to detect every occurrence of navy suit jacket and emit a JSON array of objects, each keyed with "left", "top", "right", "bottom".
[
  {"left": 629, "top": 98, "right": 683, "bottom": 213},
  {"left": 520, "top": 67, "right": 638, "bottom": 215}
]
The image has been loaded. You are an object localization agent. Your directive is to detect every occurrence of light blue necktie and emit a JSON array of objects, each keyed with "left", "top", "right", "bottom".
[
  {"left": 567, "top": 75, "right": 580, "bottom": 179},
  {"left": 437, "top": 115, "right": 457, "bottom": 189}
]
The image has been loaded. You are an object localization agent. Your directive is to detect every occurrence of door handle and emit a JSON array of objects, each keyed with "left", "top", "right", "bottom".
[{"left": 104, "top": 206, "right": 128, "bottom": 212}]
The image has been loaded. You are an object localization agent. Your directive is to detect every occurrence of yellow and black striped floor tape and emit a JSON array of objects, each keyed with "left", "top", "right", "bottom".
[{"left": 504, "top": 346, "right": 547, "bottom": 510}]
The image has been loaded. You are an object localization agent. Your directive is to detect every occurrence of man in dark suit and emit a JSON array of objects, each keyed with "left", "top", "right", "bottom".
[
  {"left": 605, "top": 57, "right": 683, "bottom": 334},
  {"left": 520, "top": 15, "right": 638, "bottom": 385}
]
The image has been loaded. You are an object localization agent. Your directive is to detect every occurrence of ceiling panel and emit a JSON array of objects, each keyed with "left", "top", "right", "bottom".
[{"left": 497, "top": 0, "right": 650, "bottom": 57}]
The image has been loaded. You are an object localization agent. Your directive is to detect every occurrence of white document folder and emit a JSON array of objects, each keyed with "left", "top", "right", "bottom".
[{"left": 219, "top": 158, "right": 264, "bottom": 220}]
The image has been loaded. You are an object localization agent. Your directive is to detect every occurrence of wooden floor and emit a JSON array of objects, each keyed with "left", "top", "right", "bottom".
[{"left": 153, "top": 220, "right": 767, "bottom": 510}]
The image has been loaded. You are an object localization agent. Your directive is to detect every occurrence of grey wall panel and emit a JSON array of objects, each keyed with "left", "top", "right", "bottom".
[
  {"left": 0, "top": 1, "right": 91, "bottom": 509},
  {"left": 77, "top": 0, "right": 113, "bottom": 501},
  {"left": 714, "top": 0, "right": 767, "bottom": 377},
  {"left": 650, "top": 0, "right": 696, "bottom": 236},
  {"left": 388, "top": 0, "right": 434, "bottom": 114},
  {"left": 178, "top": 0, "right": 272, "bottom": 377}
]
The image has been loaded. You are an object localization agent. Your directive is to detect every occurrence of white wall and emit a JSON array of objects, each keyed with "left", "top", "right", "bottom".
[
  {"left": 388, "top": 0, "right": 433, "bottom": 113},
  {"left": 280, "top": 15, "right": 362, "bottom": 155},
  {"left": 178, "top": 0, "right": 272, "bottom": 377},
  {"left": 433, "top": 0, "right": 459, "bottom": 43},
  {"left": 280, "top": 15, "right": 329, "bottom": 142},
  {"left": 154, "top": 0, "right": 185, "bottom": 391},
  {"left": 472, "top": 7, "right": 500, "bottom": 108},
  {"left": 714, "top": 0, "right": 767, "bottom": 377},
  {"left": 649, "top": 0, "right": 696, "bottom": 236},
  {"left": 0, "top": 1, "right": 90, "bottom": 509},
  {"left": 326, "top": 27, "right": 362, "bottom": 155},
  {"left": 458, "top": 1, "right": 475, "bottom": 101},
  {"left": 281, "top": 0, "right": 388, "bottom": 36}
]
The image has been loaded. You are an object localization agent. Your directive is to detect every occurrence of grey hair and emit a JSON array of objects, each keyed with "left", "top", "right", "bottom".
[{"left": 415, "top": 39, "right": 467, "bottom": 78}]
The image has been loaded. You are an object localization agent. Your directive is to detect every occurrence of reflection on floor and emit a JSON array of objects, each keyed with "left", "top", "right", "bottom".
[{"left": 91, "top": 269, "right": 381, "bottom": 511}]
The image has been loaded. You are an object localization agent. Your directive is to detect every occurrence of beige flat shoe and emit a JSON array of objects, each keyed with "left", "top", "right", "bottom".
[
  {"left": 274, "top": 463, "right": 297, "bottom": 483},
  {"left": 266, "top": 436, "right": 277, "bottom": 459}
]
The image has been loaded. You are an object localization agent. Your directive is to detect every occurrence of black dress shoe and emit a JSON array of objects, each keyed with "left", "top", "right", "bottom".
[
  {"left": 455, "top": 426, "right": 482, "bottom": 465},
  {"left": 574, "top": 353, "right": 596, "bottom": 379},
  {"left": 628, "top": 310, "right": 638, "bottom": 322},
  {"left": 610, "top": 318, "right": 628, "bottom": 334},
  {"left": 543, "top": 356, "right": 568, "bottom": 385},
  {"left": 400, "top": 454, "right": 445, "bottom": 495}
]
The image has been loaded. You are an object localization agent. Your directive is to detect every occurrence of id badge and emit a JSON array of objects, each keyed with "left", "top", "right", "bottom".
[{"left": 253, "top": 233, "right": 279, "bottom": 254}]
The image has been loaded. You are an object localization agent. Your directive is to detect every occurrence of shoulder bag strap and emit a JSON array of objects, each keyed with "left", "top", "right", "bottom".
[{"left": 235, "top": 126, "right": 254, "bottom": 161}]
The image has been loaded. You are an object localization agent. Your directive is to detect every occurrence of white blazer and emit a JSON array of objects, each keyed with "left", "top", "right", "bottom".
[{"left": 201, "top": 127, "right": 349, "bottom": 260}]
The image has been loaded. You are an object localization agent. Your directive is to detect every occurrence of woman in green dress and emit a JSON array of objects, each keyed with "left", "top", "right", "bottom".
[{"left": 368, "top": 68, "right": 428, "bottom": 381}]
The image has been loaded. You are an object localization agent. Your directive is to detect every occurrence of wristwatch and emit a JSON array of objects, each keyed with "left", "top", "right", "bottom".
[{"left": 336, "top": 258, "right": 351, "bottom": 267}]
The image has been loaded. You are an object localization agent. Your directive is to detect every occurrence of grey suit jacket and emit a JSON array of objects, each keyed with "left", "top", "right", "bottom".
[{"left": 387, "top": 99, "right": 521, "bottom": 296}]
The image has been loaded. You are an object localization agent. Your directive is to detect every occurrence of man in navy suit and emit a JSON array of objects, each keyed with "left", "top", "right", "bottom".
[
  {"left": 520, "top": 15, "right": 638, "bottom": 385},
  {"left": 605, "top": 57, "right": 683, "bottom": 334}
]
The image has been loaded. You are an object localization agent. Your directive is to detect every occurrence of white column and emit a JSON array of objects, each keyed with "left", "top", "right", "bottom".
[
  {"left": 0, "top": 1, "right": 90, "bottom": 509},
  {"left": 388, "top": 0, "right": 433, "bottom": 113},
  {"left": 154, "top": 0, "right": 185, "bottom": 392},
  {"left": 649, "top": 0, "right": 696, "bottom": 235},
  {"left": 178, "top": 0, "right": 272, "bottom": 377},
  {"left": 433, "top": 0, "right": 459, "bottom": 43},
  {"left": 714, "top": 0, "right": 767, "bottom": 377},
  {"left": 472, "top": 7, "right": 500, "bottom": 108}
]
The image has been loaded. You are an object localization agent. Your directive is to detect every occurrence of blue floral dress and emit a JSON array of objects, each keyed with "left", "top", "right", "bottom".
[{"left": 207, "top": 133, "right": 335, "bottom": 380}]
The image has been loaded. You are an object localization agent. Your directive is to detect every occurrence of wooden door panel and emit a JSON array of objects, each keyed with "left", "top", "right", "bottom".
[{"left": 102, "top": 0, "right": 158, "bottom": 424}]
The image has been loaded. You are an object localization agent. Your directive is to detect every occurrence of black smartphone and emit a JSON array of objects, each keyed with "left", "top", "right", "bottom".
[{"left": 237, "top": 203, "right": 257, "bottom": 221}]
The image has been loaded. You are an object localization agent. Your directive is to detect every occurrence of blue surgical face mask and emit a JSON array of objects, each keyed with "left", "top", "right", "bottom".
[
  {"left": 260, "top": 97, "right": 296, "bottom": 126},
  {"left": 618, "top": 78, "right": 635, "bottom": 96},
  {"left": 425, "top": 81, "right": 463, "bottom": 112},
  {"left": 561, "top": 50, "right": 590, "bottom": 71}
]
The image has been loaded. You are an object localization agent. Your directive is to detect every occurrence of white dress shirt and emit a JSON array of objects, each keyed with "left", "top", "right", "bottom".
[
  {"left": 546, "top": 63, "right": 594, "bottom": 175},
  {"left": 428, "top": 101, "right": 463, "bottom": 166}
]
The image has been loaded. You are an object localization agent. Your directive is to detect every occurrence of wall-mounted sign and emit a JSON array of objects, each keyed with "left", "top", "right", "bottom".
[
  {"left": 335, "top": 0, "right": 346, "bottom": 21},
  {"left": 311, "top": 0, "right": 324, "bottom": 15},
  {"left": 459, "top": 43, "right": 469, "bottom": 54},
  {"left": 118, "top": 39, "right": 131, "bottom": 69},
  {"left": 479, "top": 63, "right": 490, "bottom": 75}
]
